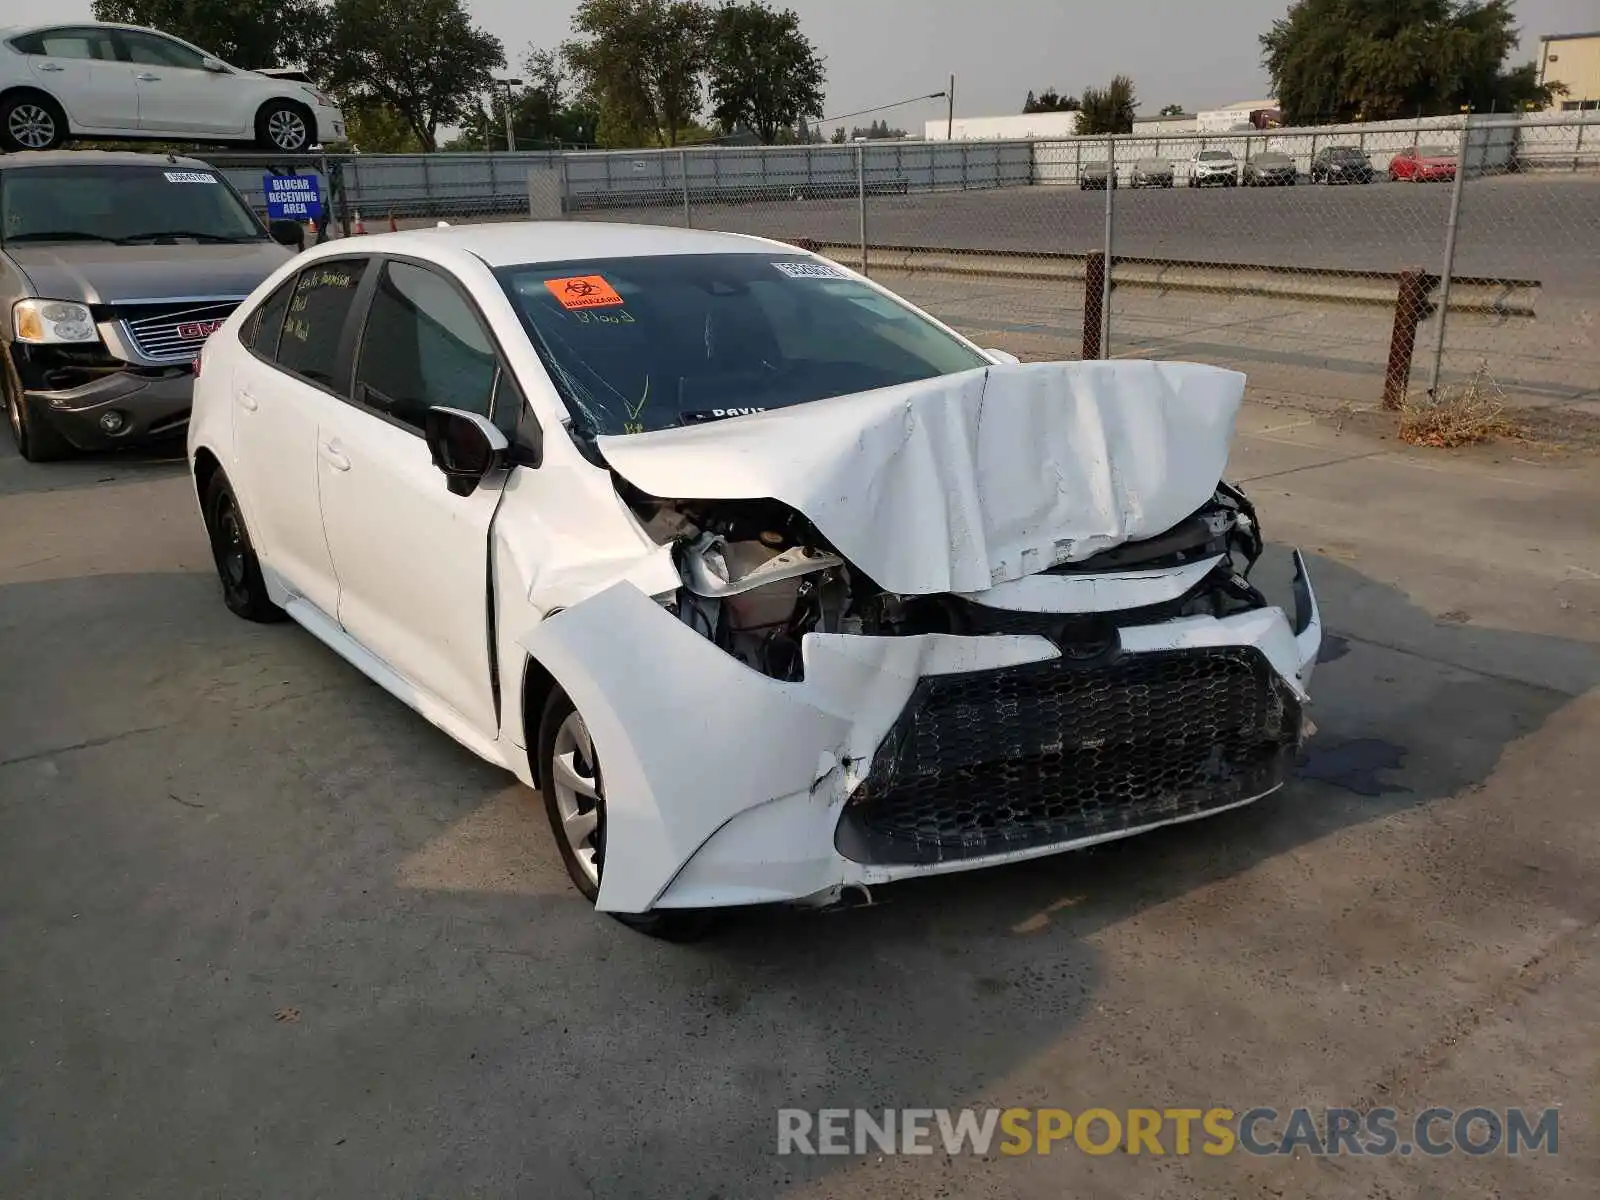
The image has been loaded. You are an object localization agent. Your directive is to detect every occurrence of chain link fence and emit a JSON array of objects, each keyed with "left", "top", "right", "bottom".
[{"left": 204, "top": 114, "right": 1599, "bottom": 419}]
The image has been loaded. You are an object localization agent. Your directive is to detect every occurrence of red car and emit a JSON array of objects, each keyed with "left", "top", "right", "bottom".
[{"left": 1388, "top": 145, "right": 1457, "bottom": 182}]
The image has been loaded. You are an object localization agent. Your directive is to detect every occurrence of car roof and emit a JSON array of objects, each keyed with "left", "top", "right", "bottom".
[
  {"left": 0, "top": 149, "right": 219, "bottom": 171},
  {"left": 299, "top": 222, "right": 802, "bottom": 269}
]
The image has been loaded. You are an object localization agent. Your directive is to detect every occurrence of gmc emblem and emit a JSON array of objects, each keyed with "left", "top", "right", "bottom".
[{"left": 177, "top": 319, "right": 225, "bottom": 339}]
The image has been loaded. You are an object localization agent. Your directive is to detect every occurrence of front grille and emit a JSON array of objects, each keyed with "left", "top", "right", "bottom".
[
  {"left": 835, "top": 646, "right": 1301, "bottom": 866},
  {"left": 118, "top": 301, "right": 239, "bottom": 364}
]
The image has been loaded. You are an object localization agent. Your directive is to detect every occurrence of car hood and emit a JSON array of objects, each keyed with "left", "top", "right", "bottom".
[
  {"left": 5, "top": 241, "right": 293, "bottom": 305},
  {"left": 597, "top": 360, "right": 1245, "bottom": 596}
]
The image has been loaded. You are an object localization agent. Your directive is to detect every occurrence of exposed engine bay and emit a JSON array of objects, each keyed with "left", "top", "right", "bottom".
[{"left": 619, "top": 477, "right": 1271, "bottom": 681}]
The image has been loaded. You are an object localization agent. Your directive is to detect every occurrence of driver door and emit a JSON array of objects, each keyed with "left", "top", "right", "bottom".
[{"left": 315, "top": 258, "right": 522, "bottom": 740}]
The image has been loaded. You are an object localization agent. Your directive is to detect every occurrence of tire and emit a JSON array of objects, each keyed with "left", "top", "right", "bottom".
[
  {"left": 255, "top": 100, "right": 313, "bottom": 152},
  {"left": 202, "top": 470, "right": 285, "bottom": 623},
  {"left": 537, "top": 687, "right": 712, "bottom": 941},
  {"left": 0, "top": 91, "right": 66, "bottom": 152},
  {"left": 3, "top": 349, "right": 71, "bottom": 461}
]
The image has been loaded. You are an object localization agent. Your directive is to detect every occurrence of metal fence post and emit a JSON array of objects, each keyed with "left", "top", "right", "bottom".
[
  {"left": 1384, "top": 268, "right": 1435, "bottom": 409},
  {"left": 1426, "top": 122, "right": 1472, "bottom": 396},
  {"left": 1101, "top": 132, "right": 1114, "bottom": 357},
  {"left": 680, "top": 148, "right": 691, "bottom": 227},
  {"left": 856, "top": 143, "right": 869, "bottom": 276},
  {"left": 558, "top": 153, "right": 570, "bottom": 217},
  {"left": 1576, "top": 117, "right": 1586, "bottom": 172}
]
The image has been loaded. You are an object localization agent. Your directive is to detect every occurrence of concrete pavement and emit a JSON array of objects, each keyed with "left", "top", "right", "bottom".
[{"left": 2, "top": 408, "right": 1598, "bottom": 1198}]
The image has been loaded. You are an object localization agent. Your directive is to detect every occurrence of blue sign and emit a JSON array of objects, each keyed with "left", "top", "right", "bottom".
[{"left": 263, "top": 173, "right": 324, "bottom": 221}]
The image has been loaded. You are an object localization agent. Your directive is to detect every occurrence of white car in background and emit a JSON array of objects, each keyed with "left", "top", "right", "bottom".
[
  {"left": 0, "top": 22, "right": 345, "bottom": 153},
  {"left": 187, "top": 223, "right": 1320, "bottom": 938}
]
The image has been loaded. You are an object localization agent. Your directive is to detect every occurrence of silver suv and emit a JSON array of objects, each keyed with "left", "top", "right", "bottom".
[{"left": 2, "top": 150, "right": 302, "bottom": 460}]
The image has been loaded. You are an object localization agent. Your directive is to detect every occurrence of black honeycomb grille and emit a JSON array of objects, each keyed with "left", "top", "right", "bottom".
[{"left": 835, "top": 646, "right": 1301, "bottom": 865}]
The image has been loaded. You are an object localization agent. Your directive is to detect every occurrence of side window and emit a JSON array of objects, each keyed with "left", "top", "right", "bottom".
[
  {"left": 275, "top": 261, "right": 367, "bottom": 387},
  {"left": 15, "top": 28, "right": 114, "bottom": 60},
  {"left": 117, "top": 31, "right": 207, "bottom": 70},
  {"left": 242, "top": 278, "right": 296, "bottom": 361},
  {"left": 353, "top": 261, "right": 498, "bottom": 431}
]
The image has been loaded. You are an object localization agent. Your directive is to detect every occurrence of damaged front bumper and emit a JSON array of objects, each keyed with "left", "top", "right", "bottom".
[
  {"left": 12, "top": 343, "right": 193, "bottom": 450},
  {"left": 524, "top": 552, "right": 1322, "bottom": 915}
]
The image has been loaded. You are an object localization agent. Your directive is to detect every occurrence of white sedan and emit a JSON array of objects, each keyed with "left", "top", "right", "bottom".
[
  {"left": 187, "top": 223, "right": 1321, "bottom": 938},
  {"left": 0, "top": 22, "right": 345, "bottom": 152}
]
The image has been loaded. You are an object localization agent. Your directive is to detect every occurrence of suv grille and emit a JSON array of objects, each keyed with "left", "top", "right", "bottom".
[
  {"left": 118, "top": 301, "right": 240, "bottom": 364},
  {"left": 835, "top": 646, "right": 1302, "bottom": 866}
]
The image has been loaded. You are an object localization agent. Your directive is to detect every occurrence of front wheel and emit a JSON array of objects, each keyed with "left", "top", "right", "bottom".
[
  {"left": 537, "top": 687, "right": 711, "bottom": 940},
  {"left": 4, "top": 350, "right": 70, "bottom": 461},
  {"left": 255, "top": 101, "right": 312, "bottom": 152},
  {"left": 202, "top": 471, "right": 285, "bottom": 622}
]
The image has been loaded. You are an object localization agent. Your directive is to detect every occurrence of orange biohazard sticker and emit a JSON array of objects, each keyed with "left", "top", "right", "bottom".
[{"left": 545, "top": 275, "right": 624, "bottom": 310}]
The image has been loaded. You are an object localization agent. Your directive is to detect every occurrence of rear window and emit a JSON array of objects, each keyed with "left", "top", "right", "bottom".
[
  {"left": 1198, "top": 151, "right": 1233, "bottom": 161},
  {"left": 497, "top": 253, "right": 989, "bottom": 436}
]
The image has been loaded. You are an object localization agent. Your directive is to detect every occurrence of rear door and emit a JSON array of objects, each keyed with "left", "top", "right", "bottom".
[
  {"left": 12, "top": 26, "right": 138, "bottom": 131},
  {"left": 315, "top": 257, "right": 520, "bottom": 738},
  {"left": 231, "top": 258, "right": 370, "bottom": 621}
]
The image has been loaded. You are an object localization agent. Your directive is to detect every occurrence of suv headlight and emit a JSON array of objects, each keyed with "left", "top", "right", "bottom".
[{"left": 14, "top": 299, "right": 98, "bottom": 344}]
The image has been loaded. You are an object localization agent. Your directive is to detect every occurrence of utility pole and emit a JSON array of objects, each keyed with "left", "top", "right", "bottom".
[
  {"left": 494, "top": 77, "right": 523, "bottom": 152},
  {"left": 947, "top": 74, "right": 955, "bottom": 140}
]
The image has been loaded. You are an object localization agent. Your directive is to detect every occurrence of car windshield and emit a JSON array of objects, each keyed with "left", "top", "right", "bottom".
[
  {"left": 497, "top": 253, "right": 991, "bottom": 436},
  {"left": 1417, "top": 146, "right": 1453, "bottom": 158},
  {"left": 1198, "top": 151, "right": 1234, "bottom": 161},
  {"left": 1135, "top": 158, "right": 1169, "bottom": 169},
  {"left": 0, "top": 165, "right": 265, "bottom": 245},
  {"left": 1329, "top": 147, "right": 1365, "bottom": 160},
  {"left": 1256, "top": 153, "right": 1291, "bottom": 164}
]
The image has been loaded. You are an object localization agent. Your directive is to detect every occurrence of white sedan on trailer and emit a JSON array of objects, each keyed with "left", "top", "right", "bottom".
[
  {"left": 187, "top": 223, "right": 1321, "bottom": 938},
  {"left": 0, "top": 22, "right": 345, "bottom": 152}
]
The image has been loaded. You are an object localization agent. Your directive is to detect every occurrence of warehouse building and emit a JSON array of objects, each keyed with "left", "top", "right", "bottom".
[{"left": 1538, "top": 32, "right": 1600, "bottom": 110}]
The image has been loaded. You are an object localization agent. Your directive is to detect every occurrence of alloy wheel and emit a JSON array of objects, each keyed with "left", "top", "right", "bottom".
[
  {"left": 8, "top": 104, "right": 55, "bottom": 149},
  {"left": 268, "top": 109, "right": 308, "bottom": 151},
  {"left": 549, "top": 711, "right": 602, "bottom": 886}
]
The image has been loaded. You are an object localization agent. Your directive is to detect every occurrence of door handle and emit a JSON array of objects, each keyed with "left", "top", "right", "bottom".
[
  {"left": 236, "top": 389, "right": 258, "bottom": 412},
  {"left": 136, "top": 72, "right": 161, "bottom": 81},
  {"left": 320, "top": 440, "right": 351, "bottom": 472},
  {"left": 37, "top": 62, "right": 64, "bottom": 72}
]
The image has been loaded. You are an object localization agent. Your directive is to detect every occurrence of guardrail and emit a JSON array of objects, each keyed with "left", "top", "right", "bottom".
[{"left": 792, "top": 239, "right": 1541, "bottom": 408}]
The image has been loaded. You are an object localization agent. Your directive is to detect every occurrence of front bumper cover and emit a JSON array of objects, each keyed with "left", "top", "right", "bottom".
[
  {"left": 523, "top": 552, "right": 1322, "bottom": 914},
  {"left": 19, "top": 366, "right": 193, "bottom": 450}
]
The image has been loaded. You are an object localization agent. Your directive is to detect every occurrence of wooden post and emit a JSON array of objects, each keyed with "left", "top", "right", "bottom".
[
  {"left": 1082, "top": 251, "right": 1106, "bottom": 360},
  {"left": 1384, "top": 267, "right": 1436, "bottom": 409}
]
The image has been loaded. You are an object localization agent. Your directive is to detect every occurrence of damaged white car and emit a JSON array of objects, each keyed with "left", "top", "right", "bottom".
[{"left": 187, "top": 224, "right": 1320, "bottom": 937}]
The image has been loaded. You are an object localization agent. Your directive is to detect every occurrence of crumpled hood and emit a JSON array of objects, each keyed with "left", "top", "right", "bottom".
[
  {"left": 7, "top": 242, "right": 293, "bottom": 305},
  {"left": 597, "top": 359, "right": 1245, "bottom": 596}
]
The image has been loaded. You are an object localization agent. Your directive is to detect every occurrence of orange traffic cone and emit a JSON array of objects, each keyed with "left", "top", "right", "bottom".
[
  {"left": 387, "top": 213, "right": 398, "bottom": 232},
  {"left": 352, "top": 210, "right": 367, "bottom": 235}
]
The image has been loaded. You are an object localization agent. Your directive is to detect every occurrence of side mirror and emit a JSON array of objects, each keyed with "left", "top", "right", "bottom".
[
  {"left": 268, "top": 218, "right": 305, "bottom": 249},
  {"left": 201, "top": 56, "right": 229, "bottom": 73},
  {"left": 986, "top": 349, "right": 1021, "bottom": 364},
  {"left": 425, "top": 406, "right": 508, "bottom": 497}
]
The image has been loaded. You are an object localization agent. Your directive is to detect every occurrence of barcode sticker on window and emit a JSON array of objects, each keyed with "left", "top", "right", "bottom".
[
  {"left": 164, "top": 171, "right": 218, "bottom": 184},
  {"left": 773, "top": 261, "right": 847, "bottom": 279}
]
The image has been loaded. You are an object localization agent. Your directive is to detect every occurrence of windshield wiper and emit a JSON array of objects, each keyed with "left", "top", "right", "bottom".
[
  {"left": 117, "top": 230, "right": 262, "bottom": 244},
  {"left": 3, "top": 230, "right": 125, "bottom": 244}
]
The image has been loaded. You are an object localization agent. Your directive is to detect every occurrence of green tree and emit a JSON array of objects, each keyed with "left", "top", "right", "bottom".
[
  {"left": 1159, "top": 102, "right": 1186, "bottom": 116},
  {"left": 313, "top": 0, "right": 502, "bottom": 151},
  {"left": 90, "top": 0, "right": 322, "bottom": 69},
  {"left": 706, "top": 2, "right": 826, "bottom": 144},
  {"left": 564, "top": 0, "right": 712, "bottom": 148},
  {"left": 1261, "top": 0, "right": 1562, "bottom": 124},
  {"left": 1077, "top": 75, "right": 1138, "bottom": 134},
  {"left": 830, "top": 126, "right": 846, "bottom": 144},
  {"left": 1023, "top": 87, "right": 1079, "bottom": 114},
  {"left": 342, "top": 100, "right": 425, "bottom": 152}
]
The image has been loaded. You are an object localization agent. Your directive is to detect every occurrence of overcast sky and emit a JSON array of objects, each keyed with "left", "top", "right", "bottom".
[{"left": 14, "top": 0, "right": 1599, "bottom": 124}]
